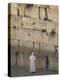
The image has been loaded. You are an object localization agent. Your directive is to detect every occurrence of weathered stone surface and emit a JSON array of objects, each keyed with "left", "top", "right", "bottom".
[{"left": 8, "top": 3, "right": 58, "bottom": 71}]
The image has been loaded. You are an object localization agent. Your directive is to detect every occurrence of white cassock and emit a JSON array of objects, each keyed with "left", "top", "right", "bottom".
[{"left": 29, "top": 53, "right": 36, "bottom": 72}]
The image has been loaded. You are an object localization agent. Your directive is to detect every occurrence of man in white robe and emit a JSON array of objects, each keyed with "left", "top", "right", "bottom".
[{"left": 29, "top": 52, "right": 36, "bottom": 73}]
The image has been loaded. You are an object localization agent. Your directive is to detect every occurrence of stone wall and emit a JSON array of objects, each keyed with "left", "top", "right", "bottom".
[{"left": 8, "top": 3, "right": 58, "bottom": 71}]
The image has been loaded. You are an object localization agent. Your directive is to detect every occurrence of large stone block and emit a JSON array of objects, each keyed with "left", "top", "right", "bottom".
[
  {"left": 10, "top": 16, "right": 21, "bottom": 28},
  {"left": 10, "top": 4, "right": 18, "bottom": 15},
  {"left": 49, "top": 56, "right": 58, "bottom": 71},
  {"left": 18, "top": 28, "right": 42, "bottom": 43}
]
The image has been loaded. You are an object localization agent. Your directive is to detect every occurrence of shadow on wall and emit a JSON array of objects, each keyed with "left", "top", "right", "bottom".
[{"left": 9, "top": 45, "right": 58, "bottom": 72}]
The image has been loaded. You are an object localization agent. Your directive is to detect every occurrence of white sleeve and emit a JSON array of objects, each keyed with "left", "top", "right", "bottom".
[{"left": 29, "top": 56, "right": 31, "bottom": 60}]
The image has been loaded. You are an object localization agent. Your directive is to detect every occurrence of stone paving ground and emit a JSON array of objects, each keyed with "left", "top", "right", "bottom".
[{"left": 11, "top": 66, "right": 58, "bottom": 77}]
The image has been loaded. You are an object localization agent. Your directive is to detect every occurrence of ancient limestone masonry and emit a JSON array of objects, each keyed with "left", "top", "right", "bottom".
[{"left": 8, "top": 3, "right": 58, "bottom": 71}]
